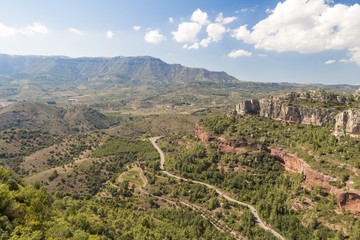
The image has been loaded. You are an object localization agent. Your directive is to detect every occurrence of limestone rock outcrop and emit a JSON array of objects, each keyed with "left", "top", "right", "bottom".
[
  {"left": 237, "top": 90, "right": 360, "bottom": 136},
  {"left": 354, "top": 88, "right": 360, "bottom": 100},
  {"left": 236, "top": 99, "right": 260, "bottom": 115},
  {"left": 259, "top": 97, "right": 334, "bottom": 126},
  {"left": 335, "top": 109, "right": 360, "bottom": 137}
]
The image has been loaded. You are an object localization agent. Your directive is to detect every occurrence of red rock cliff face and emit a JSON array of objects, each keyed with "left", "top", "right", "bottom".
[
  {"left": 194, "top": 124, "right": 214, "bottom": 144},
  {"left": 268, "top": 147, "right": 360, "bottom": 217},
  {"left": 336, "top": 190, "right": 360, "bottom": 217},
  {"left": 195, "top": 127, "right": 360, "bottom": 217}
]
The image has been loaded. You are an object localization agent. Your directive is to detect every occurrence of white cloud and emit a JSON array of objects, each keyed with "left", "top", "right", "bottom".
[
  {"left": 228, "top": 49, "right": 252, "bottom": 58},
  {"left": 145, "top": 30, "right": 165, "bottom": 44},
  {"left": 171, "top": 22, "right": 202, "bottom": 42},
  {"left": 258, "top": 53, "right": 267, "bottom": 57},
  {"left": 183, "top": 43, "right": 200, "bottom": 50},
  {"left": 231, "top": 0, "right": 360, "bottom": 65},
  {"left": 191, "top": 9, "right": 210, "bottom": 25},
  {"left": 339, "top": 59, "right": 349, "bottom": 63},
  {"left": 22, "top": 22, "right": 48, "bottom": 35},
  {"left": 188, "top": 42, "right": 200, "bottom": 50},
  {"left": 241, "top": 8, "right": 248, "bottom": 12},
  {"left": 349, "top": 47, "right": 360, "bottom": 65},
  {"left": 231, "top": 25, "right": 252, "bottom": 42},
  {"left": 215, "top": 13, "right": 237, "bottom": 25},
  {"left": 0, "top": 23, "right": 17, "bottom": 37},
  {"left": 133, "top": 26, "right": 141, "bottom": 31},
  {"left": 200, "top": 38, "right": 211, "bottom": 48},
  {"left": 206, "top": 23, "right": 226, "bottom": 42},
  {"left": 172, "top": 10, "right": 236, "bottom": 49},
  {"left": 169, "top": 17, "right": 173, "bottom": 23},
  {"left": 325, "top": 59, "right": 336, "bottom": 64},
  {"left": 265, "top": 8, "right": 274, "bottom": 14},
  {"left": 106, "top": 30, "right": 113, "bottom": 39},
  {"left": 69, "top": 28, "right": 82, "bottom": 35},
  {"left": 0, "top": 22, "right": 48, "bottom": 38}
]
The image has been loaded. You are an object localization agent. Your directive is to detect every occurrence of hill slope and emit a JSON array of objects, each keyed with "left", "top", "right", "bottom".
[{"left": 0, "top": 102, "right": 115, "bottom": 133}]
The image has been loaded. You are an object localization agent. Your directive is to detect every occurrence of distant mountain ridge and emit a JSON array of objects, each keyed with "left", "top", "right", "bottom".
[
  {"left": 0, "top": 54, "right": 239, "bottom": 85},
  {"left": 0, "top": 54, "right": 358, "bottom": 114}
]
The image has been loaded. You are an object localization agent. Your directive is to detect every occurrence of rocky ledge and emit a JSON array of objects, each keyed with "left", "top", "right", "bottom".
[{"left": 236, "top": 90, "right": 360, "bottom": 137}]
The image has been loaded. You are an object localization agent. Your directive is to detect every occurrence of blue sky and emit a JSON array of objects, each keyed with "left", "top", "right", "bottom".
[{"left": 0, "top": 0, "right": 360, "bottom": 85}]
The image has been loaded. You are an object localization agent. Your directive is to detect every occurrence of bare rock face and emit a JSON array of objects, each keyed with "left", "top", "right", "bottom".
[
  {"left": 259, "top": 97, "right": 334, "bottom": 126},
  {"left": 237, "top": 91, "right": 360, "bottom": 136},
  {"left": 194, "top": 124, "right": 214, "bottom": 144},
  {"left": 354, "top": 88, "right": 360, "bottom": 100},
  {"left": 195, "top": 126, "right": 360, "bottom": 217},
  {"left": 334, "top": 109, "right": 360, "bottom": 137},
  {"left": 236, "top": 99, "right": 260, "bottom": 115},
  {"left": 337, "top": 190, "right": 360, "bottom": 217}
]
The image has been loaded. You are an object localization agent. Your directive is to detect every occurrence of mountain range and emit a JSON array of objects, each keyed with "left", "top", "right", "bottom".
[{"left": 0, "top": 54, "right": 358, "bottom": 114}]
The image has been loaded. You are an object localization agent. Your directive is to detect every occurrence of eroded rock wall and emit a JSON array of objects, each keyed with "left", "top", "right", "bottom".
[
  {"left": 237, "top": 90, "right": 360, "bottom": 137},
  {"left": 195, "top": 127, "right": 360, "bottom": 217},
  {"left": 236, "top": 99, "right": 260, "bottom": 115},
  {"left": 258, "top": 97, "right": 334, "bottom": 126},
  {"left": 334, "top": 109, "right": 360, "bottom": 137},
  {"left": 194, "top": 124, "right": 214, "bottom": 144}
]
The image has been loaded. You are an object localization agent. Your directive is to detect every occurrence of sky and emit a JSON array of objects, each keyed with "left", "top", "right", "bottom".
[{"left": 0, "top": 0, "right": 360, "bottom": 85}]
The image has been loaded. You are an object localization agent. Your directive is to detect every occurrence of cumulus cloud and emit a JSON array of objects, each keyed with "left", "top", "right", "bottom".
[
  {"left": 206, "top": 23, "right": 226, "bottom": 42},
  {"left": 0, "top": 22, "right": 48, "bottom": 37},
  {"left": 145, "top": 30, "right": 165, "bottom": 44},
  {"left": 69, "top": 28, "right": 82, "bottom": 35},
  {"left": 171, "top": 22, "right": 202, "bottom": 42},
  {"left": 22, "top": 22, "right": 48, "bottom": 35},
  {"left": 106, "top": 30, "right": 113, "bottom": 39},
  {"left": 200, "top": 38, "right": 212, "bottom": 48},
  {"left": 173, "top": 9, "right": 237, "bottom": 50},
  {"left": 183, "top": 42, "right": 200, "bottom": 50},
  {"left": 231, "top": 0, "right": 360, "bottom": 65},
  {"left": 228, "top": 49, "right": 252, "bottom": 58},
  {"left": 325, "top": 59, "right": 336, "bottom": 64},
  {"left": 191, "top": 8, "right": 210, "bottom": 25},
  {"left": 215, "top": 13, "right": 237, "bottom": 24},
  {"left": 169, "top": 17, "right": 173, "bottom": 23},
  {"left": 133, "top": 26, "right": 141, "bottom": 31},
  {"left": 0, "top": 23, "right": 17, "bottom": 37},
  {"left": 349, "top": 47, "right": 360, "bottom": 65}
]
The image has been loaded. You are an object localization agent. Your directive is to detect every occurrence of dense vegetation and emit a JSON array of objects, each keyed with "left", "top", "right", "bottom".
[
  {"left": 199, "top": 114, "right": 360, "bottom": 184},
  {"left": 160, "top": 135, "right": 342, "bottom": 239},
  {"left": 0, "top": 166, "right": 234, "bottom": 239},
  {"left": 153, "top": 113, "right": 360, "bottom": 239}
]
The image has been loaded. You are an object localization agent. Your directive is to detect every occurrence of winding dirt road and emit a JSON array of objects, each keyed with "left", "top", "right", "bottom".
[{"left": 150, "top": 137, "right": 285, "bottom": 240}]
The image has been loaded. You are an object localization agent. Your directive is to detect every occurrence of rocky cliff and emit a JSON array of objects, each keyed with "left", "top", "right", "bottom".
[
  {"left": 354, "top": 88, "right": 360, "bottom": 100},
  {"left": 259, "top": 97, "right": 334, "bottom": 126},
  {"left": 334, "top": 109, "right": 360, "bottom": 137},
  {"left": 195, "top": 126, "right": 360, "bottom": 217},
  {"left": 235, "top": 99, "right": 260, "bottom": 115},
  {"left": 236, "top": 90, "right": 360, "bottom": 137}
]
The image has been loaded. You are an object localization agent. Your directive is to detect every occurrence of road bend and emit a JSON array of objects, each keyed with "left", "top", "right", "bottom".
[{"left": 150, "top": 137, "right": 285, "bottom": 240}]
